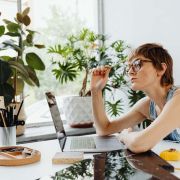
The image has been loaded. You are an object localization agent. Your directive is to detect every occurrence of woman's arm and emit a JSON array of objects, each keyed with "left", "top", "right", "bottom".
[
  {"left": 119, "top": 92, "right": 180, "bottom": 153},
  {"left": 91, "top": 65, "right": 149, "bottom": 136}
]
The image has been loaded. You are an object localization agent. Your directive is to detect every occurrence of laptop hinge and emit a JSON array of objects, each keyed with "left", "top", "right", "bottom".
[{"left": 62, "top": 137, "right": 67, "bottom": 152}]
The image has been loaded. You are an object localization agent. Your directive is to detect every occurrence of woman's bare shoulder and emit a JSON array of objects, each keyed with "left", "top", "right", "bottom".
[
  {"left": 132, "top": 96, "right": 151, "bottom": 118},
  {"left": 134, "top": 96, "right": 151, "bottom": 107}
]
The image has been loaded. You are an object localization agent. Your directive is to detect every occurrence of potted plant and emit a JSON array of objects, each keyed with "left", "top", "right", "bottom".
[
  {"left": 0, "top": 7, "right": 45, "bottom": 135},
  {"left": 0, "top": 58, "right": 14, "bottom": 106},
  {"left": 47, "top": 28, "right": 130, "bottom": 127}
]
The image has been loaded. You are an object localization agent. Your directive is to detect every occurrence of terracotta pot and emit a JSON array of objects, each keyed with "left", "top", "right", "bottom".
[
  {"left": 63, "top": 96, "right": 94, "bottom": 128},
  {"left": 10, "top": 102, "right": 27, "bottom": 136}
]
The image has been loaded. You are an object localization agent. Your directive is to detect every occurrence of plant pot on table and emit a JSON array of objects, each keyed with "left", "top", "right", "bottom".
[{"left": 63, "top": 96, "right": 94, "bottom": 128}]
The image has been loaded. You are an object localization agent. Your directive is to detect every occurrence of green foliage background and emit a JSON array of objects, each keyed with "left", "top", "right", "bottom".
[{"left": 24, "top": 5, "right": 87, "bottom": 106}]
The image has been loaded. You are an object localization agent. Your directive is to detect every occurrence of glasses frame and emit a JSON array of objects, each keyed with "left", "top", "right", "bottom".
[{"left": 124, "top": 59, "right": 152, "bottom": 76}]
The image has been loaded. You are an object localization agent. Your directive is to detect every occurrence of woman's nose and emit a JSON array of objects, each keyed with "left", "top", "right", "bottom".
[{"left": 128, "top": 66, "right": 136, "bottom": 75}]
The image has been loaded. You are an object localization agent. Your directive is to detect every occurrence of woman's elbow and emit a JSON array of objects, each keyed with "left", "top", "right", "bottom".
[
  {"left": 96, "top": 129, "right": 109, "bottom": 136},
  {"left": 96, "top": 131, "right": 108, "bottom": 136},
  {"left": 130, "top": 138, "right": 150, "bottom": 154}
]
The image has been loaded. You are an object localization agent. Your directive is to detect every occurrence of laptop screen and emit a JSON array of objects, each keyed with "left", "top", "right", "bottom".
[{"left": 45, "top": 92, "right": 66, "bottom": 151}]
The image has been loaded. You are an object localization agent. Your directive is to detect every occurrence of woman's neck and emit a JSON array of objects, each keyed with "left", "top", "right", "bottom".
[{"left": 144, "top": 84, "right": 173, "bottom": 110}]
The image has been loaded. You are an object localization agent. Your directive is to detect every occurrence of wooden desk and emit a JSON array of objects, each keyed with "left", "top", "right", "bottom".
[{"left": 1, "top": 139, "right": 180, "bottom": 180}]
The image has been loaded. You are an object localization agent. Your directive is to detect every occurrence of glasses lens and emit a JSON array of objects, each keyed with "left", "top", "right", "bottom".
[
  {"left": 124, "top": 66, "right": 130, "bottom": 76},
  {"left": 125, "top": 60, "right": 142, "bottom": 76},
  {"left": 133, "top": 60, "right": 141, "bottom": 72}
]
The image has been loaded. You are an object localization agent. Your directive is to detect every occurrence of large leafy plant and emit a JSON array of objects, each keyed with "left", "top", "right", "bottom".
[
  {"left": 0, "top": 7, "right": 45, "bottom": 106},
  {"left": 47, "top": 29, "right": 129, "bottom": 113}
]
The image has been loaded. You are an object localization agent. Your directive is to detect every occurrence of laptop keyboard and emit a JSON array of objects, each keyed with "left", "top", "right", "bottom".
[{"left": 70, "top": 137, "right": 96, "bottom": 149}]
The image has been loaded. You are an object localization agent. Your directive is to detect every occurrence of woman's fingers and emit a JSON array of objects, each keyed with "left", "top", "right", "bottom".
[
  {"left": 92, "top": 68, "right": 96, "bottom": 75},
  {"left": 101, "top": 65, "right": 105, "bottom": 75},
  {"left": 105, "top": 65, "right": 110, "bottom": 69},
  {"left": 128, "top": 127, "right": 133, "bottom": 133},
  {"left": 92, "top": 65, "right": 110, "bottom": 76},
  {"left": 97, "top": 66, "right": 101, "bottom": 75}
]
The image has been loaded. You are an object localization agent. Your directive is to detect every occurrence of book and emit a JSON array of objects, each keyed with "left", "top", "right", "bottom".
[{"left": 52, "top": 152, "right": 84, "bottom": 164}]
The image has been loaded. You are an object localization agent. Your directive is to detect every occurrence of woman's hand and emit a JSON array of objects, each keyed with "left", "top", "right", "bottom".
[
  {"left": 118, "top": 127, "right": 134, "bottom": 145},
  {"left": 90, "top": 65, "right": 111, "bottom": 91}
]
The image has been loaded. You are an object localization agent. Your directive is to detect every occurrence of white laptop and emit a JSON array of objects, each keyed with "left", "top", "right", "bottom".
[{"left": 45, "top": 92, "right": 123, "bottom": 152}]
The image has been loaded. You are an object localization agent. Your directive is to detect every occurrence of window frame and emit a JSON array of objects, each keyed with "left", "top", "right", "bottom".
[{"left": 17, "top": 0, "right": 104, "bottom": 128}]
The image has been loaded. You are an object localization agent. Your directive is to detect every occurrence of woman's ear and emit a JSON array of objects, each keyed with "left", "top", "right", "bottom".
[{"left": 157, "top": 63, "right": 167, "bottom": 76}]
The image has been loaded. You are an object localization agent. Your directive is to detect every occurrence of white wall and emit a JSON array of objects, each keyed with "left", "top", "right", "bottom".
[
  {"left": 104, "top": 0, "right": 180, "bottom": 115},
  {"left": 104, "top": 0, "right": 180, "bottom": 85}
]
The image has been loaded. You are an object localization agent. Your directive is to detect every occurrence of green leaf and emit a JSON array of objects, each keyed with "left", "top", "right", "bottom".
[
  {"left": 4, "top": 32, "right": 20, "bottom": 37},
  {"left": 138, "top": 119, "right": 152, "bottom": 129},
  {"left": 76, "top": 28, "right": 90, "bottom": 41},
  {"left": 16, "top": 78, "right": 24, "bottom": 95},
  {"left": 9, "top": 61, "right": 29, "bottom": 81},
  {"left": 7, "top": 77, "right": 24, "bottom": 95},
  {"left": 24, "top": 65, "right": 40, "bottom": 87},
  {"left": 0, "top": 25, "right": 5, "bottom": 37},
  {"left": 98, "top": 51, "right": 112, "bottom": 66},
  {"left": 87, "top": 31, "right": 101, "bottom": 42},
  {"left": 0, "top": 40, "right": 22, "bottom": 52},
  {"left": 23, "top": 15, "right": 31, "bottom": 26},
  {"left": 2, "top": 19, "right": 12, "bottom": 24},
  {"left": 24, "top": 65, "right": 35, "bottom": 74},
  {"left": 47, "top": 45, "right": 68, "bottom": 55},
  {"left": 26, "top": 34, "right": 32, "bottom": 43},
  {"left": 128, "top": 89, "right": 146, "bottom": 107},
  {"left": 9, "top": 39, "right": 17, "bottom": 43},
  {"left": 105, "top": 99, "right": 124, "bottom": 117},
  {"left": 0, "top": 56, "right": 11, "bottom": 61},
  {"left": 0, "top": 58, "right": 12, "bottom": 84},
  {"left": 52, "top": 61, "right": 78, "bottom": 84},
  {"left": 88, "top": 57, "right": 98, "bottom": 69},
  {"left": 99, "top": 34, "right": 110, "bottom": 42},
  {"left": 22, "top": 7, "right": 30, "bottom": 16},
  {"left": 0, "top": 83, "right": 14, "bottom": 107},
  {"left": 26, "top": 53, "right": 45, "bottom": 70},
  {"left": 10, "top": 68, "right": 15, "bottom": 78},
  {"left": 26, "top": 29, "right": 39, "bottom": 35},
  {"left": 7, "top": 23, "right": 20, "bottom": 32},
  {"left": 23, "top": 40, "right": 33, "bottom": 47},
  {"left": 8, "top": 57, "right": 24, "bottom": 65},
  {"left": 111, "top": 40, "right": 130, "bottom": 53},
  {"left": 34, "top": 44, "right": 45, "bottom": 49},
  {"left": 72, "top": 49, "right": 86, "bottom": 70},
  {"left": 102, "top": 84, "right": 112, "bottom": 96},
  {"left": 16, "top": 13, "right": 23, "bottom": 23},
  {"left": 14, "top": 17, "right": 19, "bottom": 24},
  {"left": 111, "top": 74, "right": 127, "bottom": 89}
]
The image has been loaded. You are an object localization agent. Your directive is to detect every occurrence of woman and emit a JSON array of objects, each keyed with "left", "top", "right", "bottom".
[{"left": 91, "top": 43, "right": 180, "bottom": 153}]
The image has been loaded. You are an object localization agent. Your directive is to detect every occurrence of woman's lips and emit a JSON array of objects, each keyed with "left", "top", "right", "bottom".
[{"left": 131, "top": 78, "right": 137, "bottom": 82}]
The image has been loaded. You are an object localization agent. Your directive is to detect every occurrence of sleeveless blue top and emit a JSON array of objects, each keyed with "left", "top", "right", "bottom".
[{"left": 149, "top": 85, "right": 180, "bottom": 142}]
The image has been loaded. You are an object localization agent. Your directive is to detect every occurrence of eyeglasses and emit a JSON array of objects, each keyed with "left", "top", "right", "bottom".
[{"left": 124, "top": 59, "right": 152, "bottom": 76}]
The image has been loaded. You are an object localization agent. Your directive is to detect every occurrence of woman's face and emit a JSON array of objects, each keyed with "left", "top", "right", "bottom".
[{"left": 128, "top": 54, "right": 158, "bottom": 91}]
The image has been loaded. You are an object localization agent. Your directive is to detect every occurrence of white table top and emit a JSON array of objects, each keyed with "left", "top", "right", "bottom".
[{"left": 1, "top": 139, "right": 180, "bottom": 180}]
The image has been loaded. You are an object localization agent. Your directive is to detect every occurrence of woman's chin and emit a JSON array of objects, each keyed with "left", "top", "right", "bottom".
[{"left": 131, "top": 84, "right": 140, "bottom": 91}]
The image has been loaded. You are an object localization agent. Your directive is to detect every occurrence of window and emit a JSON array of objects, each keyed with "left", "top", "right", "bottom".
[
  {"left": 20, "top": 0, "right": 98, "bottom": 124},
  {"left": 0, "top": 0, "right": 17, "bottom": 58}
]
